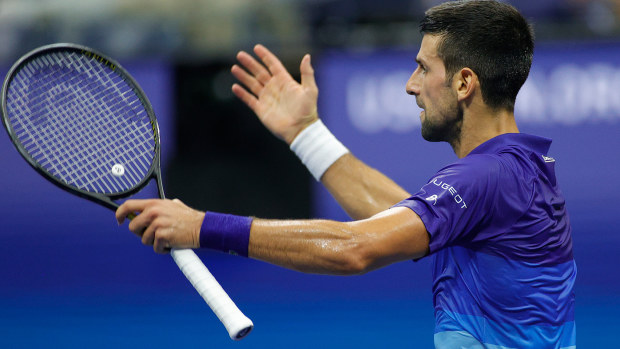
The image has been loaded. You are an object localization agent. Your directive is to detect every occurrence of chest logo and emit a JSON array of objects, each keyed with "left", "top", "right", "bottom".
[{"left": 542, "top": 155, "right": 555, "bottom": 163}]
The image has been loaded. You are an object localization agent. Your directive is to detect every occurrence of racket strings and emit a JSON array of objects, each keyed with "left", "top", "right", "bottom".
[
  {"left": 5, "top": 51, "right": 156, "bottom": 194},
  {"left": 32, "top": 93, "right": 151, "bottom": 192},
  {"left": 35, "top": 76, "right": 153, "bottom": 189},
  {"left": 13, "top": 62, "right": 146, "bottom": 192}
]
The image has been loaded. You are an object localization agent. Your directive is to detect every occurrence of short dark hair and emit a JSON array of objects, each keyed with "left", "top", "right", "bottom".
[{"left": 420, "top": 0, "right": 534, "bottom": 111}]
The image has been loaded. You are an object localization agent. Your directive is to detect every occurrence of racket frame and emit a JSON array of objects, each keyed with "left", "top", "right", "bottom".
[{"left": 1, "top": 43, "right": 164, "bottom": 210}]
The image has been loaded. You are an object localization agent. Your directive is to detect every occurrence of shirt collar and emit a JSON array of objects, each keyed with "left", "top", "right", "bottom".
[{"left": 468, "top": 133, "right": 552, "bottom": 156}]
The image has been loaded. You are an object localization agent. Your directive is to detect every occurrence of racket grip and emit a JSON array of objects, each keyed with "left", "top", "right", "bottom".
[{"left": 170, "top": 248, "right": 253, "bottom": 340}]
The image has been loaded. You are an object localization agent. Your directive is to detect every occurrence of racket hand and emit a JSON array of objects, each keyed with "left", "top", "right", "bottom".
[
  {"left": 116, "top": 198, "right": 203, "bottom": 253},
  {"left": 231, "top": 44, "right": 319, "bottom": 145}
]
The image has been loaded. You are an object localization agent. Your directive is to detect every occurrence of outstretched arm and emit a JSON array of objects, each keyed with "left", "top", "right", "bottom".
[
  {"left": 249, "top": 206, "right": 427, "bottom": 274},
  {"left": 232, "top": 45, "right": 410, "bottom": 219},
  {"left": 116, "top": 199, "right": 429, "bottom": 274}
]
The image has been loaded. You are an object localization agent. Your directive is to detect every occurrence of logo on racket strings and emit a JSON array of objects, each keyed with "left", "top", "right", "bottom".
[
  {"left": 81, "top": 50, "right": 116, "bottom": 71},
  {"left": 111, "top": 164, "right": 125, "bottom": 177}
]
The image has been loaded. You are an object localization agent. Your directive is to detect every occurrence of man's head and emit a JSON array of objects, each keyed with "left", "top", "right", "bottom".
[
  {"left": 420, "top": 0, "right": 534, "bottom": 112},
  {"left": 407, "top": 1, "right": 534, "bottom": 144}
]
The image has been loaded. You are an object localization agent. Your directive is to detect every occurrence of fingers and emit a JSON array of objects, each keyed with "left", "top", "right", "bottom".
[
  {"left": 231, "top": 49, "right": 273, "bottom": 112},
  {"left": 236, "top": 50, "right": 271, "bottom": 86},
  {"left": 231, "top": 83, "right": 259, "bottom": 112},
  {"left": 253, "top": 44, "right": 289, "bottom": 77},
  {"left": 232, "top": 45, "right": 315, "bottom": 114},
  {"left": 116, "top": 199, "right": 154, "bottom": 225},
  {"left": 116, "top": 199, "right": 165, "bottom": 240},
  {"left": 232, "top": 64, "right": 264, "bottom": 97},
  {"left": 141, "top": 218, "right": 172, "bottom": 254},
  {"left": 127, "top": 202, "right": 161, "bottom": 236},
  {"left": 233, "top": 45, "right": 291, "bottom": 86},
  {"left": 300, "top": 54, "right": 317, "bottom": 90}
]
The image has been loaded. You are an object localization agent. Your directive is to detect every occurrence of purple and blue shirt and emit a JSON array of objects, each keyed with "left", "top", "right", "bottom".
[{"left": 395, "top": 133, "right": 576, "bottom": 348}]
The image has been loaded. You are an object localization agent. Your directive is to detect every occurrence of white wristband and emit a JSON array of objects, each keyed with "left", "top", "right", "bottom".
[{"left": 290, "top": 120, "right": 349, "bottom": 181}]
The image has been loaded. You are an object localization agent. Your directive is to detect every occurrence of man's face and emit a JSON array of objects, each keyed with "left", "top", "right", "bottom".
[{"left": 406, "top": 34, "right": 462, "bottom": 143}]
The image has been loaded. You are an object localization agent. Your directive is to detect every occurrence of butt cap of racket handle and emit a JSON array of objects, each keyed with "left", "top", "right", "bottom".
[
  {"left": 229, "top": 319, "right": 254, "bottom": 340},
  {"left": 170, "top": 248, "right": 253, "bottom": 340}
]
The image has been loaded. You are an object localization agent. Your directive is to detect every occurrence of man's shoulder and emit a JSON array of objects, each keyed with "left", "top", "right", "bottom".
[
  {"left": 435, "top": 153, "right": 505, "bottom": 182},
  {"left": 432, "top": 152, "right": 534, "bottom": 206}
]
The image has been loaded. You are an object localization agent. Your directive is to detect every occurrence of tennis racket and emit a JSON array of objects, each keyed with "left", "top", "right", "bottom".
[{"left": 0, "top": 43, "right": 253, "bottom": 340}]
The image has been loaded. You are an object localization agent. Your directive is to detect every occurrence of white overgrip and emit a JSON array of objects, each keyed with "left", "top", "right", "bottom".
[{"left": 170, "top": 248, "right": 254, "bottom": 340}]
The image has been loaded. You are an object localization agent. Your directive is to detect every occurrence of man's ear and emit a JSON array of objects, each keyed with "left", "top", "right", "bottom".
[{"left": 453, "top": 67, "right": 478, "bottom": 102}]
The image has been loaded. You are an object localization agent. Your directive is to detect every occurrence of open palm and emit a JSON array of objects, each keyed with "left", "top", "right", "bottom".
[{"left": 231, "top": 45, "right": 319, "bottom": 145}]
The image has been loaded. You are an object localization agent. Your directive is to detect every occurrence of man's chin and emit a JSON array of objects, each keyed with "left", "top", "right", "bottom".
[
  {"left": 421, "top": 132, "right": 444, "bottom": 142},
  {"left": 420, "top": 123, "right": 445, "bottom": 142},
  {"left": 420, "top": 113, "right": 462, "bottom": 144}
]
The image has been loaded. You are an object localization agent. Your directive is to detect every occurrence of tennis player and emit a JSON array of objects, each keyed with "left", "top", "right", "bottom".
[{"left": 116, "top": 1, "right": 576, "bottom": 347}]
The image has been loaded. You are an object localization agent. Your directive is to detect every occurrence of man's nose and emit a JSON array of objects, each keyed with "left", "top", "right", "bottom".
[{"left": 406, "top": 69, "right": 421, "bottom": 96}]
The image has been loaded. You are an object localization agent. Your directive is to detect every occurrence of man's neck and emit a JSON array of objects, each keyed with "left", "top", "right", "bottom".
[{"left": 451, "top": 108, "right": 519, "bottom": 158}]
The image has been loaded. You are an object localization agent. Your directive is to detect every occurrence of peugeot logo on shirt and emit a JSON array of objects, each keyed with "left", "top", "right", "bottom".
[
  {"left": 426, "top": 195, "right": 438, "bottom": 205},
  {"left": 429, "top": 178, "right": 468, "bottom": 209}
]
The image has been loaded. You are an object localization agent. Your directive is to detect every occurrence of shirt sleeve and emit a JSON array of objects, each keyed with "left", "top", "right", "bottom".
[{"left": 394, "top": 154, "right": 505, "bottom": 254}]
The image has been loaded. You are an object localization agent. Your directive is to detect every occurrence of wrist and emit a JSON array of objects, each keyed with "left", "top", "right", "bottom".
[
  {"left": 284, "top": 116, "right": 319, "bottom": 145},
  {"left": 200, "top": 211, "right": 253, "bottom": 257},
  {"left": 289, "top": 119, "right": 349, "bottom": 181}
]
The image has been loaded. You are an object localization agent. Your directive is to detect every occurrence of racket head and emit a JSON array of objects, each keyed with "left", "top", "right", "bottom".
[{"left": 1, "top": 43, "right": 163, "bottom": 209}]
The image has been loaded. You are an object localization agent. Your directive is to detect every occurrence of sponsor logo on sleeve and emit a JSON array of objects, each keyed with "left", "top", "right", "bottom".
[
  {"left": 429, "top": 178, "right": 468, "bottom": 209},
  {"left": 425, "top": 194, "right": 438, "bottom": 206}
]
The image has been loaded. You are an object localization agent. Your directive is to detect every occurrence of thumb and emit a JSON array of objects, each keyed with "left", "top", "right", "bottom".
[{"left": 300, "top": 54, "right": 316, "bottom": 89}]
